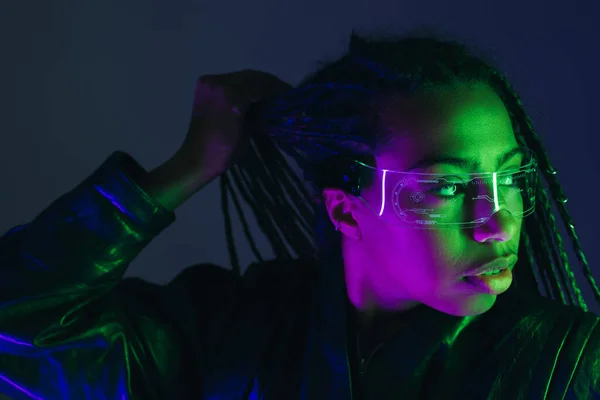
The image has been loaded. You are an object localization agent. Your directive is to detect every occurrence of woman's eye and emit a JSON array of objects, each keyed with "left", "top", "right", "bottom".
[
  {"left": 431, "top": 183, "right": 462, "bottom": 197},
  {"left": 500, "top": 176, "right": 516, "bottom": 186}
]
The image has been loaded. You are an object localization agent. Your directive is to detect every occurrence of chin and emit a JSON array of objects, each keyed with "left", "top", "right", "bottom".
[{"left": 431, "top": 293, "right": 498, "bottom": 317}]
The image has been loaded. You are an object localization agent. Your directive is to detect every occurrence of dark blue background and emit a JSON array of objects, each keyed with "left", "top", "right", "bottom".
[{"left": 1, "top": 0, "right": 598, "bottom": 313}]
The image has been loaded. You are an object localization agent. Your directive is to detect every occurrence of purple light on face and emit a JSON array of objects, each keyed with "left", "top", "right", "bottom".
[{"left": 379, "top": 170, "right": 388, "bottom": 217}]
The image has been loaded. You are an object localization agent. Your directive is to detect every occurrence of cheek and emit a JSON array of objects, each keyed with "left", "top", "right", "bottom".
[
  {"left": 369, "top": 226, "right": 466, "bottom": 282},
  {"left": 397, "top": 228, "right": 464, "bottom": 262}
]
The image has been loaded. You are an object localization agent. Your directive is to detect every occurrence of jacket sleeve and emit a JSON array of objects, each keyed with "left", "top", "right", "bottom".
[{"left": 0, "top": 152, "right": 186, "bottom": 399}]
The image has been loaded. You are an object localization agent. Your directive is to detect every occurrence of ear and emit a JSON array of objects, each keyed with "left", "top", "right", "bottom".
[{"left": 322, "top": 188, "right": 362, "bottom": 241}]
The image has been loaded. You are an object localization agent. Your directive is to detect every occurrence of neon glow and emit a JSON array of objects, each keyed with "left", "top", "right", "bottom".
[
  {"left": 379, "top": 169, "right": 387, "bottom": 217},
  {"left": 492, "top": 172, "right": 499, "bottom": 212},
  {"left": 0, "top": 373, "right": 44, "bottom": 400}
]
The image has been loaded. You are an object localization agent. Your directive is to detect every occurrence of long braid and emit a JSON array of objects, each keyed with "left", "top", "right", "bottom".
[
  {"left": 530, "top": 188, "right": 570, "bottom": 304},
  {"left": 523, "top": 206, "right": 564, "bottom": 302},
  {"left": 220, "top": 174, "right": 241, "bottom": 276},
  {"left": 228, "top": 163, "right": 291, "bottom": 260},
  {"left": 538, "top": 187, "right": 581, "bottom": 306},
  {"left": 221, "top": 135, "right": 318, "bottom": 271},
  {"left": 243, "top": 138, "right": 314, "bottom": 251},
  {"left": 490, "top": 72, "right": 597, "bottom": 308},
  {"left": 224, "top": 171, "right": 265, "bottom": 263},
  {"left": 519, "top": 228, "right": 549, "bottom": 296}
]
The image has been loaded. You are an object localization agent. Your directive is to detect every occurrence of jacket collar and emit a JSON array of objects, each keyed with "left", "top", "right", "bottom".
[{"left": 298, "top": 256, "right": 518, "bottom": 399}]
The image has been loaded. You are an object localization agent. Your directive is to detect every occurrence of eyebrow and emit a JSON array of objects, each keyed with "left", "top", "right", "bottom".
[{"left": 406, "top": 147, "right": 525, "bottom": 172}]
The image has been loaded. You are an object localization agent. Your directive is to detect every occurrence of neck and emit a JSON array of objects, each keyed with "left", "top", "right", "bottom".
[{"left": 341, "top": 240, "right": 420, "bottom": 315}]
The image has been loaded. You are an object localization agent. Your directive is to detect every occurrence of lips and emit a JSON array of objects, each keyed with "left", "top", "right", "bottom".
[{"left": 461, "top": 254, "right": 519, "bottom": 278}]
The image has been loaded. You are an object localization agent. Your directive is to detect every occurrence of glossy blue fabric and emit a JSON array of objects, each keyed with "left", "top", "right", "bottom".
[{"left": 0, "top": 152, "right": 598, "bottom": 399}]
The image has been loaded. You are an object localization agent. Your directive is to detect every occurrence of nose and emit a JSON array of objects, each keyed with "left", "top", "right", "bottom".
[{"left": 473, "top": 209, "right": 520, "bottom": 243}]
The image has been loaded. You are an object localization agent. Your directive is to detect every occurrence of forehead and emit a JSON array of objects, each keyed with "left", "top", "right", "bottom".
[{"left": 376, "top": 83, "right": 518, "bottom": 170}]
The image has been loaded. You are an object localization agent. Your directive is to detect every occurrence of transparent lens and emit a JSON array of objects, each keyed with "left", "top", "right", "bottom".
[{"left": 355, "top": 158, "right": 537, "bottom": 229}]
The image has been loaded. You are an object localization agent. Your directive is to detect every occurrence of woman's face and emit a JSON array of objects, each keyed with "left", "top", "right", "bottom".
[{"left": 326, "top": 82, "right": 524, "bottom": 317}]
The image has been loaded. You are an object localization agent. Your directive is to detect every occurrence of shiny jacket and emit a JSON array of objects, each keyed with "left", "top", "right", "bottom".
[{"left": 0, "top": 152, "right": 599, "bottom": 399}]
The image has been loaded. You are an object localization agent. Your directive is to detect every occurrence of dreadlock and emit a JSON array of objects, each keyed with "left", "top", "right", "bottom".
[{"left": 219, "top": 30, "right": 600, "bottom": 312}]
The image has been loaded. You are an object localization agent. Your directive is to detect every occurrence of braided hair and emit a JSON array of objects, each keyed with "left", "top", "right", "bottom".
[{"left": 219, "top": 30, "right": 600, "bottom": 311}]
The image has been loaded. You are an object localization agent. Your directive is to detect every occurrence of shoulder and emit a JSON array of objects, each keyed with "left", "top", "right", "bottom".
[
  {"left": 113, "top": 258, "right": 319, "bottom": 361},
  {"left": 150, "top": 257, "right": 320, "bottom": 321},
  {"left": 485, "top": 290, "right": 600, "bottom": 396},
  {"left": 488, "top": 289, "right": 600, "bottom": 355},
  {"left": 520, "top": 294, "right": 600, "bottom": 395},
  {"left": 502, "top": 291, "right": 599, "bottom": 339},
  {"left": 159, "top": 257, "right": 319, "bottom": 292},
  {"left": 241, "top": 257, "right": 320, "bottom": 297},
  {"left": 121, "top": 257, "right": 318, "bottom": 301}
]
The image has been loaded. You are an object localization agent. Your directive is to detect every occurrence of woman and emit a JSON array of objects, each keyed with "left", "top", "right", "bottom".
[{"left": 0, "top": 31, "right": 598, "bottom": 399}]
